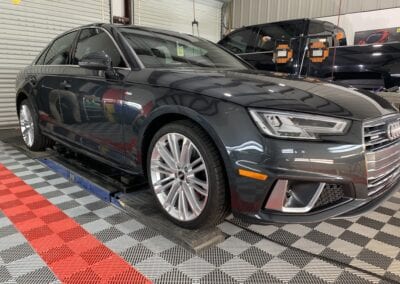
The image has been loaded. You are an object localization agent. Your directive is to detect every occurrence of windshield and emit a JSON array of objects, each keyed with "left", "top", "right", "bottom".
[{"left": 119, "top": 27, "right": 248, "bottom": 69}]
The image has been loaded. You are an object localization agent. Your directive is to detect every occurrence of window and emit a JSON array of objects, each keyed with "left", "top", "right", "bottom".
[
  {"left": 44, "top": 31, "right": 77, "bottom": 65},
  {"left": 120, "top": 28, "right": 247, "bottom": 69},
  {"left": 73, "top": 28, "right": 125, "bottom": 67},
  {"left": 309, "top": 21, "right": 335, "bottom": 35},
  {"left": 219, "top": 28, "right": 258, "bottom": 54},
  {"left": 308, "top": 21, "right": 347, "bottom": 47},
  {"left": 35, "top": 46, "right": 49, "bottom": 65},
  {"left": 255, "top": 22, "right": 301, "bottom": 52}
]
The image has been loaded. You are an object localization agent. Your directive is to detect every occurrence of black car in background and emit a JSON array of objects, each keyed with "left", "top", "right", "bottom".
[
  {"left": 16, "top": 24, "right": 400, "bottom": 228},
  {"left": 219, "top": 19, "right": 400, "bottom": 91}
]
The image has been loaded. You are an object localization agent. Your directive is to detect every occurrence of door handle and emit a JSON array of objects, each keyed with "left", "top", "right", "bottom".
[{"left": 60, "top": 80, "right": 71, "bottom": 90}]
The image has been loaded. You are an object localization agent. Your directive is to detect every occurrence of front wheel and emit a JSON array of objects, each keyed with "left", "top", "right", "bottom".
[{"left": 147, "top": 120, "right": 229, "bottom": 229}]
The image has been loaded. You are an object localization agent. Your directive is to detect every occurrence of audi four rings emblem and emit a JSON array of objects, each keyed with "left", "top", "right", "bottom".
[{"left": 387, "top": 120, "right": 400, "bottom": 141}]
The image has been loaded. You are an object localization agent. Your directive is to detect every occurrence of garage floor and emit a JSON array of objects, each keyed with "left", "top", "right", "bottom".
[{"left": 0, "top": 135, "right": 400, "bottom": 283}]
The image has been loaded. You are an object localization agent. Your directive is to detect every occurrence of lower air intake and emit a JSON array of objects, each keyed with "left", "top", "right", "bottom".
[{"left": 314, "top": 184, "right": 345, "bottom": 209}]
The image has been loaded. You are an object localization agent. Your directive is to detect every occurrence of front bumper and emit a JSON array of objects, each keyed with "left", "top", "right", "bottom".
[
  {"left": 226, "top": 118, "right": 400, "bottom": 224},
  {"left": 233, "top": 179, "right": 400, "bottom": 224}
]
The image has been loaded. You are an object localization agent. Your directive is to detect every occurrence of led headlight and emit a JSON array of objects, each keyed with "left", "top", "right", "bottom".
[{"left": 249, "top": 109, "right": 350, "bottom": 140}]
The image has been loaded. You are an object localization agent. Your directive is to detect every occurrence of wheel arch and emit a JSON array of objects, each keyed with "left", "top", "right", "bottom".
[
  {"left": 16, "top": 91, "right": 29, "bottom": 117},
  {"left": 138, "top": 106, "right": 235, "bottom": 201},
  {"left": 16, "top": 85, "right": 37, "bottom": 118}
]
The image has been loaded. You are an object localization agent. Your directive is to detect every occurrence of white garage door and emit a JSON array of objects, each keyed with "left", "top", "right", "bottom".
[
  {"left": 134, "top": 0, "right": 223, "bottom": 43},
  {"left": 0, "top": 0, "right": 110, "bottom": 128}
]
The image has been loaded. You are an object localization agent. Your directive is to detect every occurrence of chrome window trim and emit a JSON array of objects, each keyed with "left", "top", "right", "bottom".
[
  {"left": 118, "top": 31, "right": 145, "bottom": 69},
  {"left": 33, "top": 64, "right": 131, "bottom": 71},
  {"left": 97, "top": 27, "right": 131, "bottom": 71},
  {"left": 236, "top": 50, "right": 274, "bottom": 56},
  {"left": 41, "top": 30, "right": 79, "bottom": 66},
  {"left": 35, "top": 26, "right": 131, "bottom": 71}
]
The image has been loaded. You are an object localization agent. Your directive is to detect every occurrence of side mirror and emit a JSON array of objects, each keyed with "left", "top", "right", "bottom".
[{"left": 78, "top": 51, "right": 112, "bottom": 71}]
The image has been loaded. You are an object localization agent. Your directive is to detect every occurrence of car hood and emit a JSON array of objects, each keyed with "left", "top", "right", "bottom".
[{"left": 128, "top": 68, "right": 396, "bottom": 120}]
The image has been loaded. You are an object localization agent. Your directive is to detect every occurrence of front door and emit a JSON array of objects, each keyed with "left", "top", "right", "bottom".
[{"left": 56, "top": 28, "right": 130, "bottom": 166}]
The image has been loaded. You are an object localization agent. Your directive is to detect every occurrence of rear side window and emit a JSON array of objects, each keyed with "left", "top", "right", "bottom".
[
  {"left": 309, "top": 21, "right": 335, "bottom": 35},
  {"left": 255, "top": 22, "right": 301, "bottom": 52},
  {"left": 44, "top": 31, "right": 78, "bottom": 65},
  {"left": 73, "top": 28, "right": 126, "bottom": 67},
  {"left": 219, "top": 28, "right": 258, "bottom": 54},
  {"left": 308, "top": 21, "right": 347, "bottom": 47}
]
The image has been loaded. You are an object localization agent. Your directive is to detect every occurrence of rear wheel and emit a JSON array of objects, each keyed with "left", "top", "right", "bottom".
[
  {"left": 19, "top": 99, "right": 53, "bottom": 151},
  {"left": 147, "top": 120, "right": 229, "bottom": 229}
]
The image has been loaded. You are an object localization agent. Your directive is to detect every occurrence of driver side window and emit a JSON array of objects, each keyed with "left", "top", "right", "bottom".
[
  {"left": 73, "top": 28, "right": 126, "bottom": 67},
  {"left": 44, "top": 31, "right": 78, "bottom": 65}
]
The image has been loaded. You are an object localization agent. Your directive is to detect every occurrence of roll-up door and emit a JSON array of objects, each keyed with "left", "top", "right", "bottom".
[
  {"left": 134, "top": 0, "right": 223, "bottom": 43},
  {"left": 0, "top": 0, "right": 111, "bottom": 128}
]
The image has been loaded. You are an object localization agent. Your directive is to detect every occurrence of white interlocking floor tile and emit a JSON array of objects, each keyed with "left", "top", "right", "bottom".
[
  {"left": 142, "top": 235, "right": 176, "bottom": 254},
  {"left": 261, "top": 257, "right": 300, "bottom": 282},
  {"left": 328, "top": 239, "right": 363, "bottom": 258},
  {"left": 366, "top": 239, "right": 399, "bottom": 258},
  {"left": 217, "top": 236, "right": 251, "bottom": 256},
  {"left": 280, "top": 224, "right": 312, "bottom": 237},
  {"left": 219, "top": 257, "right": 257, "bottom": 282},
  {"left": 177, "top": 256, "right": 216, "bottom": 279}
]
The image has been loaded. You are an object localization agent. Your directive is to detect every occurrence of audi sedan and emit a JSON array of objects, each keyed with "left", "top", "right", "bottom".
[{"left": 16, "top": 24, "right": 400, "bottom": 228}]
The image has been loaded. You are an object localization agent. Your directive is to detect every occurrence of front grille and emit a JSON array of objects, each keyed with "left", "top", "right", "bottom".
[
  {"left": 314, "top": 184, "right": 345, "bottom": 209},
  {"left": 364, "top": 115, "right": 400, "bottom": 152},
  {"left": 364, "top": 115, "right": 400, "bottom": 196}
]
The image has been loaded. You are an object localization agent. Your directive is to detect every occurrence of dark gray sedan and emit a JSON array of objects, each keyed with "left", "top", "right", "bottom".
[{"left": 16, "top": 24, "right": 400, "bottom": 228}]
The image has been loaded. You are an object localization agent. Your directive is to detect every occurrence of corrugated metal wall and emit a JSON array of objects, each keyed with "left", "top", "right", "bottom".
[
  {"left": 232, "top": 0, "right": 400, "bottom": 27},
  {"left": 134, "top": 0, "right": 223, "bottom": 42},
  {"left": 0, "top": 0, "right": 110, "bottom": 128}
]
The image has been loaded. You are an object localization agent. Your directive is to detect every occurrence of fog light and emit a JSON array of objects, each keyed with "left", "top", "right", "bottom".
[{"left": 265, "top": 180, "right": 325, "bottom": 213}]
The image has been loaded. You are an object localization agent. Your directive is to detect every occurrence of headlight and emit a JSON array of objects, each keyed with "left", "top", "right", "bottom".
[{"left": 249, "top": 109, "right": 350, "bottom": 140}]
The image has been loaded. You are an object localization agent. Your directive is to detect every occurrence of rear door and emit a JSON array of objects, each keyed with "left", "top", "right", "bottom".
[
  {"left": 55, "top": 28, "right": 129, "bottom": 165},
  {"left": 34, "top": 31, "right": 79, "bottom": 133}
]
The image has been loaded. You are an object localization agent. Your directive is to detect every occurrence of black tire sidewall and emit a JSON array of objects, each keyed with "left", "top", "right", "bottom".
[{"left": 146, "top": 122, "right": 225, "bottom": 229}]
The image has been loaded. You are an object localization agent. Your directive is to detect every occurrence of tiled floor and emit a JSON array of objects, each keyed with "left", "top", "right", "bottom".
[
  {"left": 0, "top": 140, "right": 399, "bottom": 283},
  {"left": 227, "top": 197, "right": 400, "bottom": 283},
  {"left": 0, "top": 211, "right": 59, "bottom": 284}
]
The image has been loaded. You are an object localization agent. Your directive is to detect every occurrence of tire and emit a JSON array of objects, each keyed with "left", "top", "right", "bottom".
[
  {"left": 147, "top": 120, "right": 229, "bottom": 229},
  {"left": 18, "top": 99, "right": 53, "bottom": 151}
]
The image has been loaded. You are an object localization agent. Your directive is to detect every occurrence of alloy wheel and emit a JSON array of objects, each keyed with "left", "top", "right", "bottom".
[
  {"left": 19, "top": 104, "right": 35, "bottom": 147},
  {"left": 150, "top": 133, "right": 209, "bottom": 221}
]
